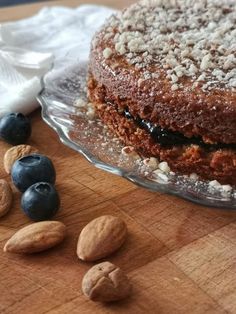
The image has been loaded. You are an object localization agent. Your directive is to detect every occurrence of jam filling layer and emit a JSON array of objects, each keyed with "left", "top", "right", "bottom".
[{"left": 122, "top": 108, "right": 235, "bottom": 150}]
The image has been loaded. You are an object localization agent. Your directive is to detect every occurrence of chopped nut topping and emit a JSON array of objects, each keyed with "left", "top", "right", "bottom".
[
  {"left": 189, "top": 173, "right": 199, "bottom": 181},
  {"left": 103, "top": 47, "right": 113, "bottom": 59},
  {"left": 121, "top": 146, "right": 140, "bottom": 159},
  {"left": 86, "top": 103, "right": 96, "bottom": 120},
  {"left": 158, "top": 161, "right": 170, "bottom": 173},
  {"left": 143, "top": 157, "right": 159, "bottom": 169},
  {"left": 100, "top": 0, "right": 236, "bottom": 91},
  {"left": 209, "top": 180, "right": 221, "bottom": 188}
]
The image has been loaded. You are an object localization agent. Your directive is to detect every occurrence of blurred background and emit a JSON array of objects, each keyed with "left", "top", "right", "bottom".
[{"left": 0, "top": 0, "right": 46, "bottom": 6}]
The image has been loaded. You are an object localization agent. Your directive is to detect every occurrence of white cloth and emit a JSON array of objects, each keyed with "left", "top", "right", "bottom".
[{"left": 0, "top": 5, "right": 115, "bottom": 116}]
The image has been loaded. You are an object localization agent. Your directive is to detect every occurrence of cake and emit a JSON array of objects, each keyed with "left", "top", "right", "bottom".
[{"left": 87, "top": 0, "right": 236, "bottom": 185}]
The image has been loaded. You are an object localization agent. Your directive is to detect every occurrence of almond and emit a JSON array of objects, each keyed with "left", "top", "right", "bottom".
[
  {"left": 4, "top": 144, "right": 38, "bottom": 174},
  {"left": 0, "top": 179, "right": 13, "bottom": 218},
  {"left": 77, "top": 215, "right": 127, "bottom": 261},
  {"left": 82, "top": 261, "right": 132, "bottom": 302},
  {"left": 4, "top": 221, "right": 66, "bottom": 254}
]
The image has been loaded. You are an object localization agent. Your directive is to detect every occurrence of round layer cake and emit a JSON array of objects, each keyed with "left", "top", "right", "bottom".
[{"left": 87, "top": 0, "right": 236, "bottom": 185}]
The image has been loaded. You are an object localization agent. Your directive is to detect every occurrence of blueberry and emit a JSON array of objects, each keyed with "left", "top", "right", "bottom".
[
  {"left": 11, "top": 154, "right": 56, "bottom": 192},
  {"left": 0, "top": 113, "right": 31, "bottom": 145},
  {"left": 21, "top": 182, "right": 60, "bottom": 221}
]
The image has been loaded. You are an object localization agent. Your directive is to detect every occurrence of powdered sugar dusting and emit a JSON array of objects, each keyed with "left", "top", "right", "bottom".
[{"left": 77, "top": 100, "right": 235, "bottom": 198}]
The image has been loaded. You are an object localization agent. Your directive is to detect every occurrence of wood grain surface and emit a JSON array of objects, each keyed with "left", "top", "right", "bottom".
[{"left": 0, "top": 1, "right": 236, "bottom": 314}]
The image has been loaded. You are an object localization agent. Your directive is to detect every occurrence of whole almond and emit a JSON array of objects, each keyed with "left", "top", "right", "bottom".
[
  {"left": 0, "top": 179, "right": 13, "bottom": 218},
  {"left": 82, "top": 261, "right": 132, "bottom": 302},
  {"left": 77, "top": 215, "right": 127, "bottom": 261},
  {"left": 4, "top": 144, "right": 38, "bottom": 174},
  {"left": 4, "top": 221, "right": 66, "bottom": 254}
]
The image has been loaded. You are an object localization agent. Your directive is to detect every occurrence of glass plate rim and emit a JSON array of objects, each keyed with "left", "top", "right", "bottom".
[{"left": 37, "top": 91, "right": 236, "bottom": 210}]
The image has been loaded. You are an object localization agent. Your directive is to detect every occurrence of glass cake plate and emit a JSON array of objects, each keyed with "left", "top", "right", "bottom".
[{"left": 37, "top": 61, "right": 236, "bottom": 209}]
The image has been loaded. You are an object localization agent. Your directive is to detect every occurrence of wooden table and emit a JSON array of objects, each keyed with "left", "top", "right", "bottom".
[{"left": 0, "top": 1, "right": 236, "bottom": 313}]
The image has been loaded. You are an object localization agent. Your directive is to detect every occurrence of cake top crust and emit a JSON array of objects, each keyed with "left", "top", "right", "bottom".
[{"left": 96, "top": 0, "right": 236, "bottom": 92}]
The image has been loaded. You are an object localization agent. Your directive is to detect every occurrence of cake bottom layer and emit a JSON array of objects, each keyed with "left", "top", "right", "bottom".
[{"left": 87, "top": 78, "right": 236, "bottom": 185}]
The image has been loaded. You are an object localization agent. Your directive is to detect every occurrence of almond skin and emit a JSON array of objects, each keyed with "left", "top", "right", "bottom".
[
  {"left": 82, "top": 261, "right": 132, "bottom": 302},
  {"left": 4, "top": 144, "right": 38, "bottom": 174},
  {"left": 0, "top": 179, "right": 13, "bottom": 218},
  {"left": 77, "top": 215, "right": 127, "bottom": 262},
  {"left": 4, "top": 221, "right": 66, "bottom": 254}
]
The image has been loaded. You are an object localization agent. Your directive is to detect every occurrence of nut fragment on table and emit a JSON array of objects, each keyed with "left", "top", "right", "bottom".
[
  {"left": 82, "top": 261, "right": 132, "bottom": 302},
  {"left": 4, "top": 144, "right": 38, "bottom": 174},
  {"left": 4, "top": 221, "right": 66, "bottom": 254},
  {"left": 77, "top": 215, "right": 127, "bottom": 262},
  {"left": 0, "top": 179, "right": 13, "bottom": 218}
]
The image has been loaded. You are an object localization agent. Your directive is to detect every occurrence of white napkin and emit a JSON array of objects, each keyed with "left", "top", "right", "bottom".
[{"left": 0, "top": 5, "right": 116, "bottom": 116}]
